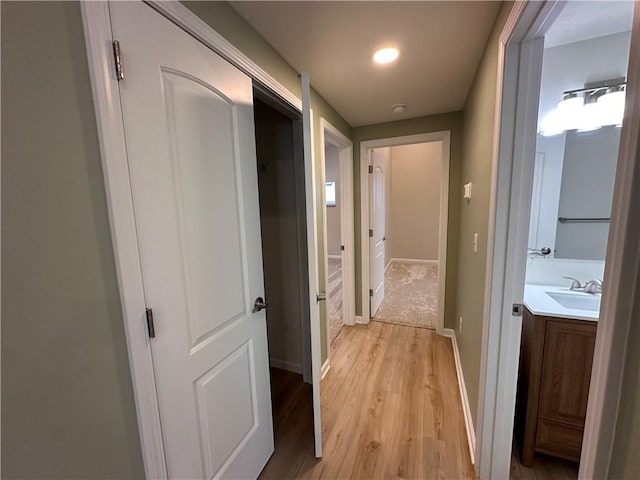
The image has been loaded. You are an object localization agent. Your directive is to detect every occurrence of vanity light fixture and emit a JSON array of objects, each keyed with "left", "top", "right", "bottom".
[
  {"left": 539, "top": 79, "right": 626, "bottom": 136},
  {"left": 373, "top": 47, "right": 400, "bottom": 64}
]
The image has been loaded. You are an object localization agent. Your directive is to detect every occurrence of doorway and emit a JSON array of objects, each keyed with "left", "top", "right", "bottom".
[
  {"left": 252, "top": 86, "right": 316, "bottom": 466},
  {"left": 360, "top": 132, "right": 450, "bottom": 334},
  {"left": 320, "top": 119, "right": 355, "bottom": 357},
  {"left": 474, "top": 2, "right": 639, "bottom": 479},
  {"left": 510, "top": 4, "right": 632, "bottom": 478}
]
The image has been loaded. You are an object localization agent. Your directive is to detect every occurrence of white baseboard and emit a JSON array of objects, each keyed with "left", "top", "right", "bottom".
[
  {"left": 355, "top": 315, "right": 368, "bottom": 324},
  {"left": 327, "top": 254, "right": 341, "bottom": 260},
  {"left": 390, "top": 257, "right": 438, "bottom": 266},
  {"left": 321, "top": 358, "right": 331, "bottom": 380},
  {"left": 442, "top": 328, "right": 476, "bottom": 465},
  {"left": 269, "top": 358, "right": 303, "bottom": 375}
]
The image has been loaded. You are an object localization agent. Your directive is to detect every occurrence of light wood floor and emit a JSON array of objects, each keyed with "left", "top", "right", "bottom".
[{"left": 260, "top": 321, "right": 476, "bottom": 479}]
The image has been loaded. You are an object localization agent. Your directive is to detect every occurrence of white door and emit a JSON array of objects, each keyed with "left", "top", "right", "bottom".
[
  {"left": 301, "top": 72, "right": 323, "bottom": 457},
  {"left": 369, "top": 150, "right": 386, "bottom": 317},
  {"left": 111, "top": 3, "right": 274, "bottom": 478}
]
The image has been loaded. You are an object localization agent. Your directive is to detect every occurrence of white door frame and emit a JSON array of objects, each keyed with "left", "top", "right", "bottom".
[
  {"left": 81, "top": 2, "right": 320, "bottom": 476},
  {"left": 476, "top": 2, "right": 640, "bottom": 479},
  {"left": 319, "top": 118, "right": 355, "bottom": 369},
  {"left": 359, "top": 131, "right": 450, "bottom": 335}
]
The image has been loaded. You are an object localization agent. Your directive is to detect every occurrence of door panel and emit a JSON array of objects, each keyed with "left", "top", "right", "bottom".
[
  {"left": 300, "top": 72, "right": 323, "bottom": 458},
  {"left": 195, "top": 341, "right": 258, "bottom": 478},
  {"left": 111, "top": 2, "right": 273, "bottom": 478},
  {"left": 538, "top": 320, "right": 596, "bottom": 426},
  {"left": 369, "top": 150, "right": 386, "bottom": 316},
  {"left": 161, "top": 71, "right": 247, "bottom": 346}
]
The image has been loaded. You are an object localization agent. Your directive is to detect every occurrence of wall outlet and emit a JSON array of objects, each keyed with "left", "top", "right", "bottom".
[
  {"left": 458, "top": 315, "right": 463, "bottom": 333},
  {"left": 473, "top": 233, "right": 479, "bottom": 253}
]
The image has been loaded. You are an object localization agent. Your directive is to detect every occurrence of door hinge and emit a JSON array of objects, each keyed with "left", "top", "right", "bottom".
[
  {"left": 368, "top": 165, "right": 373, "bottom": 174},
  {"left": 113, "top": 40, "right": 124, "bottom": 81},
  {"left": 369, "top": 289, "right": 373, "bottom": 297},
  {"left": 145, "top": 308, "right": 156, "bottom": 338},
  {"left": 340, "top": 245, "right": 345, "bottom": 251},
  {"left": 512, "top": 303, "right": 524, "bottom": 317},
  {"left": 369, "top": 229, "right": 373, "bottom": 237}
]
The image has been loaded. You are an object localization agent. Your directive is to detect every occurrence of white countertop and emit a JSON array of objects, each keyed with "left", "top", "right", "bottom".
[{"left": 524, "top": 284, "right": 600, "bottom": 322}]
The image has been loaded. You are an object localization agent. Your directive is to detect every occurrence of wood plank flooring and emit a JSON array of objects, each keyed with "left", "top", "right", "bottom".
[{"left": 260, "top": 321, "right": 476, "bottom": 479}]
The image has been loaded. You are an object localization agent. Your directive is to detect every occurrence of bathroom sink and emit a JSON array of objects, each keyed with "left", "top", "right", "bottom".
[{"left": 546, "top": 292, "right": 601, "bottom": 312}]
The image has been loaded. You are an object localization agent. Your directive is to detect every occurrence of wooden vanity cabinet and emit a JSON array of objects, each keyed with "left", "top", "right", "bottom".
[{"left": 515, "top": 307, "right": 597, "bottom": 466}]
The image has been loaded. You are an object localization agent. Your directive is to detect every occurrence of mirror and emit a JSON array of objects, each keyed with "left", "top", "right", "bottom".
[
  {"left": 528, "top": 27, "right": 631, "bottom": 261},
  {"left": 529, "top": 127, "right": 620, "bottom": 261},
  {"left": 554, "top": 128, "right": 619, "bottom": 260}
]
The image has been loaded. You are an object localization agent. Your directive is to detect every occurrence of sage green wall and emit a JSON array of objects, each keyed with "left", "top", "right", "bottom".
[
  {"left": 352, "top": 112, "right": 463, "bottom": 330},
  {"left": 183, "top": 1, "right": 352, "bottom": 364},
  {"left": 1, "top": 2, "right": 144, "bottom": 478},
  {"left": 608, "top": 271, "right": 640, "bottom": 478},
  {"left": 455, "top": 1, "right": 513, "bottom": 427}
]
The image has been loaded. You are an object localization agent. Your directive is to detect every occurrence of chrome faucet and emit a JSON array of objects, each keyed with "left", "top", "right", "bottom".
[
  {"left": 562, "top": 276, "right": 603, "bottom": 294},
  {"left": 563, "top": 276, "right": 584, "bottom": 291},
  {"left": 584, "top": 279, "right": 603, "bottom": 294}
]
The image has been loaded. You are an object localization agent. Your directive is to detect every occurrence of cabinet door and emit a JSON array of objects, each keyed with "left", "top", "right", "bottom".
[{"left": 538, "top": 320, "right": 596, "bottom": 426}]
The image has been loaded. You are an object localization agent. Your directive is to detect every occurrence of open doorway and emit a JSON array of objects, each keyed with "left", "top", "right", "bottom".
[
  {"left": 252, "top": 85, "right": 315, "bottom": 466},
  {"left": 320, "top": 119, "right": 354, "bottom": 358},
  {"left": 510, "top": 3, "right": 633, "bottom": 479},
  {"left": 370, "top": 143, "right": 442, "bottom": 329},
  {"left": 360, "top": 132, "right": 450, "bottom": 334},
  {"left": 472, "top": 2, "right": 638, "bottom": 479}
]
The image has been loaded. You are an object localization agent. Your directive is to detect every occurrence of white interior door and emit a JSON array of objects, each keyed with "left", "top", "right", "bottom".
[
  {"left": 300, "top": 72, "right": 323, "bottom": 458},
  {"left": 369, "top": 150, "right": 386, "bottom": 317},
  {"left": 111, "top": 3, "right": 274, "bottom": 477}
]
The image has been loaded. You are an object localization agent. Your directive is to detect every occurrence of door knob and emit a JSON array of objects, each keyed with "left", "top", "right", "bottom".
[
  {"left": 316, "top": 292, "right": 326, "bottom": 303},
  {"left": 253, "top": 297, "right": 268, "bottom": 313}
]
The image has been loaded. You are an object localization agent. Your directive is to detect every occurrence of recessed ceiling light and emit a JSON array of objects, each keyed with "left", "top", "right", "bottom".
[
  {"left": 373, "top": 47, "right": 400, "bottom": 64},
  {"left": 392, "top": 104, "right": 407, "bottom": 114}
]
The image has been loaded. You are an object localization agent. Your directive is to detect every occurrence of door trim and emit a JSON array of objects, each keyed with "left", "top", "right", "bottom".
[
  {"left": 319, "top": 118, "right": 355, "bottom": 366},
  {"left": 476, "top": 1, "right": 640, "bottom": 479},
  {"left": 81, "top": 2, "right": 311, "bottom": 477},
  {"left": 359, "top": 131, "right": 450, "bottom": 335},
  {"left": 145, "top": 1, "right": 301, "bottom": 112}
]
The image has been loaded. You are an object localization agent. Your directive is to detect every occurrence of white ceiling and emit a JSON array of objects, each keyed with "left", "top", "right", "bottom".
[
  {"left": 230, "top": 1, "right": 501, "bottom": 127},
  {"left": 545, "top": 1, "right": 634, "bottom": 48}
]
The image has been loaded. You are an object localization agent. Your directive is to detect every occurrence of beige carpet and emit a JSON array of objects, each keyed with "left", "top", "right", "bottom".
[
  {"left": 327, "top": 257, "right": 343, "bottom": 345},
  {"left": 373, "top": 261, "right": 438, "bottom": 329}
]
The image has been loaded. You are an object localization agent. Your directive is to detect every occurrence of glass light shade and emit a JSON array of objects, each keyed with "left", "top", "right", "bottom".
[
  {"left": 576, "top": 102, "right": 602, "bottom": 131},
  {"left": 556, "top": 96, "right": 584, "bottom": 131},
  {"left": 539, "top": 109, "right": 564, "bottom": 136},
  {"left": 597, "top": 90, "right": 625, "bottom": 126}
]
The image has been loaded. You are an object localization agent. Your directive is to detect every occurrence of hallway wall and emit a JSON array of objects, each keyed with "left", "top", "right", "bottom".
[
  {"left": 455, "top": 1, "right": 513, "bottom": 428},
  {"left": 2, "top": 3, "right": 144, "bottom": 477},
  {"left": 389, "top": 142, "right": 441, "bottom": 261}
]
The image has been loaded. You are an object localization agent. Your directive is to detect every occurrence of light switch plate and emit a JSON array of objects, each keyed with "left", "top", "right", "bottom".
[
  {"left": 463, "top": 182, "right": 472, "bottom": 200},
  {"left": 473, "top": 233, "right": 479, "bottom": 253}
]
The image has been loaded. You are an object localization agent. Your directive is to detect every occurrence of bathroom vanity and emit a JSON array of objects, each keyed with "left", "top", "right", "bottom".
[{"left": 515, "top": 285, "right": 598, "bottom": 466}]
